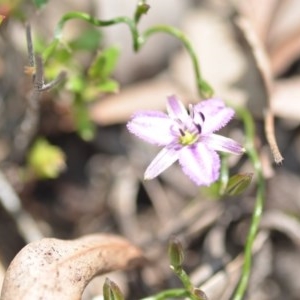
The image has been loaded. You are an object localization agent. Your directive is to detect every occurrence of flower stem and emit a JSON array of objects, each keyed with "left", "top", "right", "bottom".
[
  {"left": 232, "top": 107, "right": 266, "bottom": 300},
  {"left": 141, "top": 25, "right": 213, "bottom": 98},
  {"left": 43, "top": 8, "right": 213, "bottom": 98},
  {"left": 56, "top": 12, "right": 139, "bottom": 48},
  {"left": 141, "top": 288, "right": 188, "bottom": 300}
]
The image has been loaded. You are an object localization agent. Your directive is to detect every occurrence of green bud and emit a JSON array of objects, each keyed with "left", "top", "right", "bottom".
[
  {"left": 168, "top": 237, "right": 184, "bottom": 269},
  {"left": 134, "top": 1, "right": 150, "bottom": 23},
  {"left": 192, "top": 288, "right": 208, "bottom": 300},
  {"left": 225, "top": 173, "right": 253, "bottom": 196},
  {"left": 103, "top": 278, "right": 124, "bottom": 300}
]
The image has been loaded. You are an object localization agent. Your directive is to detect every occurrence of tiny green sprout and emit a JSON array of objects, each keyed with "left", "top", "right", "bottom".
[
  {"left": 168, "top": 237, "right": 184, "bottom": 270},
  {"left": 103, "top": 278, "right": 124, "bottom": 300}
]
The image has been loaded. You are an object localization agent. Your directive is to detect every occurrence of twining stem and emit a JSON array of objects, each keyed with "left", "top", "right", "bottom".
[
  {"left": 232, "top": 107, "right": 266, "bottom": 300},
  {"left": 54, "top": 12, "right": 139, "bottom": 50},
  {"left": 141, "top": 25, "right": 213, "bottom": 98},
  {"left": 44, "top": 10, "right": 213, "bottom": 98}
]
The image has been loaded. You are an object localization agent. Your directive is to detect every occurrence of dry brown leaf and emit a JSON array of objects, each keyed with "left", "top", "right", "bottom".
[{"left": 0, "top": 234, "right": 145, "bottom": 300}]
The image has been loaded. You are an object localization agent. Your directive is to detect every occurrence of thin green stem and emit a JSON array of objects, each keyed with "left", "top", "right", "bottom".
[
  {"left": 232, "top": 107, "right": 266, "bottom": 300},
  {"left": 141, "top": 25, "right": 213, "bottom": 98},
  {"left": 56, "top": 12, "right": 139, "bottom": 47},
  {"left": 141, "top": 288, "right": 188, "bottom": 300},
  {"left": 44, "top": 10, "right": 212, "bottom": 99},
  {"left": 43, "top": 11, "right": 139, "bottom": 60},
  {"left": 171, "top": 267, "right": 200, "bottom": 300}
]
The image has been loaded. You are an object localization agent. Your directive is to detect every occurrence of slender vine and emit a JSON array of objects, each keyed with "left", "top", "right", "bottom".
[
  {"left": 232, "top": 107, "right": 266, "bottom": 300},
  {"left": 43, "top": 9, "right": 213, "bottom": 98}
]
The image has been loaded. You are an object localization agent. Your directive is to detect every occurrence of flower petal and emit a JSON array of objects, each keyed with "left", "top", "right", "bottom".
[
  {"left": 178, "top": 144, "right": 220, "bottom": 186},
  {"left": 127, "top": 111, "right": 175, "bottom": 145},
  {"left": 201, "top": 134, "right": 245, "bottom": 154},
  {"left": 144, "top": 145, "right": 179, "bottom": 180},
  {"left": 166, "top": 95, "right": 189, "bottom": 121},
  {"left": 193, "top": 99, "right": 234, "bottom": 134}
]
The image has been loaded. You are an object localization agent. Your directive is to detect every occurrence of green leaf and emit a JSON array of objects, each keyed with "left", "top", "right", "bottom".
[
  {"left": 66, "top": 75, "right": 85, "bottom": 93},
  {"left": 97, "top": 79, "right": 119, "bottom": 93},
  {"left": 225, "top": 173, "right": 253, "bottom": 196},
  {"left": 27, "top": 138, "right": 65, "bottom": 179},
  {"left": 70, "top": 28, "right": 102, "bottom": 51},
  {"left": 32, "top": 0, "right": 48, "bottom": 9},
  {"left": 83, "top": 79, "right": 119, "bottom": 101},
  {"left": 73, "top": 98, "right": 95, "bottom": 141},
  {"left": 42, "top": 40, "right": 59, "bottom": 62},
  {"left": 88, "top": 46, "right": 120, "bottom": 80}
]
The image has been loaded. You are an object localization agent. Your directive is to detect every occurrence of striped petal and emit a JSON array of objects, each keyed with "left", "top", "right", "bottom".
[
  {"left": 166, "top": 95, "right": 190, "bottom": 121},
  {"left": 194, "top": 99, "right": 234, "bottom": 134},
  {"left": 178, "top": 144, "right": 220, "bottom": 186},
  {"left": 127, "top": 111, "right": 175, "bottom": 145},
  {"left": 144, "top": 145, "right": 179, "bottom": 180},
  {"left": 201, "top": 134, "right": 245, "bottom": 154}
]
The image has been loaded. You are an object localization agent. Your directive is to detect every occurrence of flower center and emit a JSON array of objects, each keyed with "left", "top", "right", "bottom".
[
  {"left": 179, "top": 131, "right": 199, "bottom": 146},
  {"left": 173, "top": 107, "right": 205, "bottom": 147}
]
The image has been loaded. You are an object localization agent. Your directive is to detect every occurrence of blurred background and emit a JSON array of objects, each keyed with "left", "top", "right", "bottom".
[{"left": 0, "top": 0, "right": 300, "bottom": 299}]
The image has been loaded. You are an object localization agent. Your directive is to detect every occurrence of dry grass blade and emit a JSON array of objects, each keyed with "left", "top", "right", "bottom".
[
  {"left": 235, "top": 17, "right": 283, "bottom": 164},
  {"left": 269, "top": 26, "right": 300, "bottom": 75},
  {"left": 0, "top": 234, "right": 145, "bottom": 300}
]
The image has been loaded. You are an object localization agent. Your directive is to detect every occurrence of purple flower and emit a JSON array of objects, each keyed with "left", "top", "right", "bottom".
[{"left": 127, "top": 96, "right": 245, "bottom": 186}]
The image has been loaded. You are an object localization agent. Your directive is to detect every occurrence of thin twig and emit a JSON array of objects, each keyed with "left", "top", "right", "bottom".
[
  {"left": 39, "top": 71, "right": 67, "bottom": 91},
  {"left": 235, "top": 17, "right": 283, "bottom": 164},
  {"left": 26, "top": 23, "right": 34, "bottom": 69},
  {"left": 14, "top": 24, "right": 66, "bottom": 158}
]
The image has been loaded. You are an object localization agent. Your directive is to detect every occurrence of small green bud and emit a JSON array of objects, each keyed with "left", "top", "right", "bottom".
[
  {"left": 137, "top": 1, "right": 150, "bottom": 15},
  {"left": 225, "top": 173, "right": 253, "bottom": 196},
  {"left": 134, "top": 1, "right": 150, "bottom": 23},
  {"left": 192, "top": 288, "right": 208, "bottom": 300},
  {"left": 168, "top": 237, "right": 184, "bottom": 269},
  {"left": 103, "top": 278, "right": 124, "bottom": 300}
]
